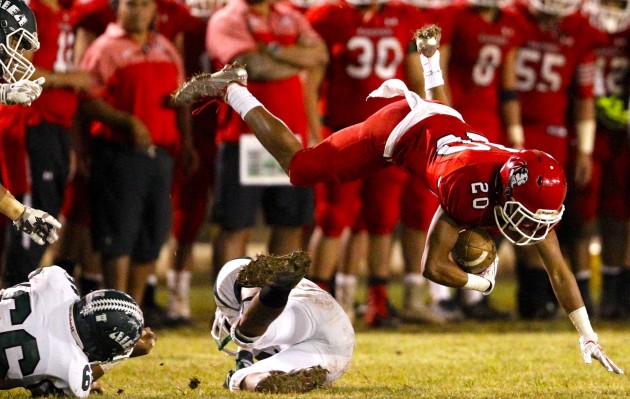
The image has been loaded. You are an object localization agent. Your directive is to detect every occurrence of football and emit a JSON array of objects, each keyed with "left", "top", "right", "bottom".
[{"left": 451, "top": 228, "right": 497, "bottom": 274}]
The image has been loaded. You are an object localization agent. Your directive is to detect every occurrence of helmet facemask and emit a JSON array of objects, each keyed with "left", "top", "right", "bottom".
[
  {"left": 585, "top": 0, "right": 630, "bottom": 33},
  {"left": 528, "top": 0, "right": 581, "bottom": 17},
  {"left": 211, "top": 308, "right": 238, "bottom": 355},
  {"left": 0, "top": 0, "right": 40, "bottom": 83},
  {"left": 494, "top": 201, "right": 564, "bottom": 245}
]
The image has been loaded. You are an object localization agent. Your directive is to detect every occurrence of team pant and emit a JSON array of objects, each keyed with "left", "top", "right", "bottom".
[{"left": 229, "top": 281, "right": 355, "bottom": 391}]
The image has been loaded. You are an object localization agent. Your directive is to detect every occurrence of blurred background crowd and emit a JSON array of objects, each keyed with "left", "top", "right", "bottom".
[{"left": 1, "top": 0, "right": 629, "bottom": 330}]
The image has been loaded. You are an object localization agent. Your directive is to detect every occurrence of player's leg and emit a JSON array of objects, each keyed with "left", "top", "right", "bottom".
[
  {"left": 310, "top": 180, "right": 362, "bottom": 294},
  {"left": 234, "top": 251, "right": 311, "bottom": 339},
  {"left": 395, "top": 174, "right": 445, "bottom": 324},
  {"left": 360, "top": 166, "right": 407, "bottom": 328},
  {"left": 598, "top": 141, "right": 630, "bottom": 318},
  {"left": 228, "top": 282, "right": 353, "bottom": 393},
  {"left": 515, "top": 132, "right": 567, "bottom": 319},
  {"left": 175, "top": 65, "right": 409, "bottom": 185},
  {"left": 166, "top": 137, "right": 213, "bottom": 325}
]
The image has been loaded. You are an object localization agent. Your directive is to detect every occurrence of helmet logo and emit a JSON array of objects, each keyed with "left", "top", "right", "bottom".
[
  {"left": 0, "top": 1, "right": 28, "bottom": 27},
  {"left": 109, "top": 331, "right": 135, "bottom": 350},
  {"left": 509, "top": 165, "right": 528, "bottom": 188},
  {"left": 96, "top": 314, "right": 107, "bottom": 322}
]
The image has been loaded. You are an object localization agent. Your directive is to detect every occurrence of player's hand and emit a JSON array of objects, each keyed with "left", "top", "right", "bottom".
[
  {"left": 0, "top": 77, "right": 45, "bottom": 106},
  {"left": 579, "top": 333, "right": 624, "bottom": 374},
  {"left": 90, "top": 381, "right": 105, "bottom": 394},
  {"left": 477, "top": 256, "right": 498, "bottom": 295},
  {"left": 127, "top": 116, "right": 155, "bottom": 156},
  {"left": 14, "top": 206, "right": 61, "bottom": 245},
  {"left": 414, "top": 24, "right": 441, "bottom": 58},
  {"left": 130, "top": 327, "right": 157, "bottom": 357}
]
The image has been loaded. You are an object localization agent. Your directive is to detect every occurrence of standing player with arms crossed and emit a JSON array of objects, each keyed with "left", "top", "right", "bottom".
[{"left": 175, "top": 24, "right": 623, "bottom": 374}]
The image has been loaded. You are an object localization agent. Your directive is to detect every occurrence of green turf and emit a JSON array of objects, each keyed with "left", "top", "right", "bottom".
[{"left": 2, "top": 278, "right": 628, "bottom": 398}]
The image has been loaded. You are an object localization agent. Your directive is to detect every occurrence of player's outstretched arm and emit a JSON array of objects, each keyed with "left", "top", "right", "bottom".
[
  {"left": 414, "top": 25, "right": 448, "bottom": 104},
  {"left": 537, "top": 231, "right": 623, "bottom": 374}
]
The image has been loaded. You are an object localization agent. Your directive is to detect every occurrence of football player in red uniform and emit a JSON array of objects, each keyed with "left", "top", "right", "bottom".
[
  {"left": 305, "top": 0, "right": 434, "bottom": 327},
  {"left": 414, "top": 0, "right": 526, "bottom": 320},
  {"left": 174, "top": 24, "right": 623, "bottom": 374},
  {"left": 512, "top": 0, "right": 607, "bottom": 319},
  {"left": 574, "top": 0, "right": 630, "bottom": 319}
]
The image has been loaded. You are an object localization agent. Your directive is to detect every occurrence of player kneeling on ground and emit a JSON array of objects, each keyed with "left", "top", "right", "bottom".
[
  {"left": 0, "top": 266, "right": 156, "bottom": 397},
  {"left": 212, "top": 251, "right": 355, "bottom": 393}
]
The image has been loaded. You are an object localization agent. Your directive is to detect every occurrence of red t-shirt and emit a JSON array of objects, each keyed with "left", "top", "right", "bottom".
[
  {"left": 440, "top": 4, "right": 526, "bottom": 142},
  {"left": 306, "top": 1, "right": 427, "bottom": 129},
  {"left": 207, "top": 0, "right": 321, "bottom": 144},
  {"left": 28, "top": 0, "right": 79, "bottom": 128},
  {"left": 80, "top": 23, "right": 185, "bottom": 156}
]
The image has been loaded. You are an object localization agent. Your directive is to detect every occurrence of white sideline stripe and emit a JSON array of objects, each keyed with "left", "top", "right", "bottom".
[{"left": 460, "top": 251, "right": 489, "bottom": 267}]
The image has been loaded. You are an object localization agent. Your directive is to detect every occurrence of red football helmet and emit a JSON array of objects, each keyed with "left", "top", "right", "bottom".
[
  {"left": 585, "top": 0, "right": 630, "bottom": 33},
  {"left": 403, "top": 0, "right": 452, "bottom": 8},
  {"left": 527, "top": 0, "right": 581, "bottom": 16},
  {"left": 494, "top": 150, "right": 567, "bottom": 246}
]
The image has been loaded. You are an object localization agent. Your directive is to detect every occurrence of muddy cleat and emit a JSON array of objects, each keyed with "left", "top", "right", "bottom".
[
  {"left": 414, "top": 24, "right": 441, "bottom": 58},
  {"left": 255, "top": 366, "right": 329, "bottom": 394},
  {"left": 236, "top": 250, "right": 311, "bottom": 289},
  {"left": 172, "top": 63, "right": 248, "bottom": 106}
]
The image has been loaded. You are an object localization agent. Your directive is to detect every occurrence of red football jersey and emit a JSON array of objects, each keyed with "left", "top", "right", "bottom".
[
  {"left": 594, "top": 29, "right": 630, "bottom": 104},
  {"left": 28, "top": 0, "right": 79, "bottom": 128},
  {"left": 306, "top": 1, "right": 427, "bottom": 129},
  {"left": 440, "top": 5, "right": 526, "bottom": 142},
  {"left": 515, "top": 5, "right": 605, "bottom": 130}
]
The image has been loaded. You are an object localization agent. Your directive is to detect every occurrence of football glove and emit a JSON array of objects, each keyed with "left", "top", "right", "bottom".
[
  {"left": 579, "top": 333, "right": 624, "bottom": 374},
  {"left": 14, "top": 206, "right": 61, "bottom": 245},
  {"left": 0, "top": 77, "right": 45, "bottom": 106},
  {"left": 477, "top": 256, "right": 498, "bottom": 295}
]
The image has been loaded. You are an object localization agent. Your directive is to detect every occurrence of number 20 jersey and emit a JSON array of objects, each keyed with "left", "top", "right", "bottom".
[
  {"left": 0, "top": 267, "right": 91, "bottom": 397},
  {"left": 306, "top": 2, "right": 426, "bottom": 129}
]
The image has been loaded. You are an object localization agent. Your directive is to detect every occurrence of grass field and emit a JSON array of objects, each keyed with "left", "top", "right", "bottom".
[{"left": 2, "top": 274, "right": 629, "bottom": 398}]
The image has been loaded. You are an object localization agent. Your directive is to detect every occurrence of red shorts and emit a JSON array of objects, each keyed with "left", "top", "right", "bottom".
[
  {"left": 401, "top": 176, "right": 440, "bottom": 231},
  {"left": 355, "top": 166, "right": 408, "bottom": 235},
  {"left": 314, "top": 180, "right": 362, "bottom": 237}
]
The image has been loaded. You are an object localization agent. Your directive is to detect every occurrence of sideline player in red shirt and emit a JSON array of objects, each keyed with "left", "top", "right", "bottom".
[
  {"left": 511, "top": 0, "right": 606, "bottom": 319},
  {"left": 305, "top": 0, "right": 434, "bottom": 327},
  {"left": 573, "top": 0, "right": 630, "bottom": 319},
  {"left": 174, "top": 24, "right": 624, "bottom": 374}
]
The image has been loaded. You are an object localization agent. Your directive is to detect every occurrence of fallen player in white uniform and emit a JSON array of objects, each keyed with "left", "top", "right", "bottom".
[
  {"left": 212, "top": 251, "right": 355, "bottom": 393},
  {"left": 0, "top": 266, "right": 155, "bottom": 397}
]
